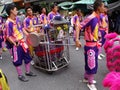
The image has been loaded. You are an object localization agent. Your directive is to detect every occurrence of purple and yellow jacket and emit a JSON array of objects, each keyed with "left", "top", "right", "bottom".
[
  {"left": 5, "top": 18, "right": 28, "bottom": 52},
  {"left": 48, "top": 11, "right": 60, "bottom": 23},
  {"left": 40, "top": 13, "right": 48, "bottom": 25},
  {"left": 78, "top": 12, "right": 100, "bottom": 47},
  {"left": 99, "top": 14, "right": 109, "bottom": 33},
  {"left": 73, "top": 14, "right": 82, "bottom": 27},
  {"left": 24, "top": 16, "right": 38, "bottom": 32},
  {"left": 0, "top": 17, "right": 3, "bottom": 30}
]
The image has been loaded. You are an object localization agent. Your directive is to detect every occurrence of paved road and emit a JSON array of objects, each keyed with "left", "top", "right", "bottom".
[{"left": 0, "top": 37, "right": 109, "bottom": 90}]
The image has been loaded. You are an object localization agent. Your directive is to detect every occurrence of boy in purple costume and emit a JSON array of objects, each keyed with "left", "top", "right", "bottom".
[
  {"left": 5, "top": 4, "right": 36, "bottom": 82},
  {"left": 24, "top": 6, "right": 39, "bottom": 33},
  {"left": 24, "top": 6, "right": 39, "bottom": 58},
  {"left": 76, "top": 0, "right": 105, "bottom": 90},
  {"left": 72, "top": 9, "right": 82, "bottom": 50},
  {"left": 98, "top": 6, "right": 109, "bottom": 59},
  {"left": 40, "top": 7, "right": 48, "bottom": 25},
  {"left": 48, "top": 4, "right": 60, "bottom": 23},
  {"left": 0, "top": 16, "right": 4, "bottom": 59}
]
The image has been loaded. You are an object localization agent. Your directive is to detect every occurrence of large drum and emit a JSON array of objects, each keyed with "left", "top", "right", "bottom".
[
  {"left": 26, "top": 31, "right": 64, "bottom": 61},
  {"left": 26, "top": 32, "right": 44, "bottom": 47}
]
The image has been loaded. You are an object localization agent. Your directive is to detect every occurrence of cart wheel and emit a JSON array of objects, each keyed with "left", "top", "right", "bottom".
[{"left": 46, "top": 71, "right": 54, "bottom": 74}]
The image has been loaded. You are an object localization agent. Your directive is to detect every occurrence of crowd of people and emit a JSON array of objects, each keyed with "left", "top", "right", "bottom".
[
  {"left": 0, "top": 2, "right": 63, "bottom": 83},
  {"left": 0, "top": 0, "right": 120, "bottom": 90}
]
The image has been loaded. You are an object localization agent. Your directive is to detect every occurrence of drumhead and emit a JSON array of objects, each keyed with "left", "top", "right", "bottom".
[{"left": 26, "top": 32, "right": 40, "bottom": 47}]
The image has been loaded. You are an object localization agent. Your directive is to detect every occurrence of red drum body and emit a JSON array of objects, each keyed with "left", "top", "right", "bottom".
[{"left": 34, "top": 41, "right": 64, "bottom": 61}]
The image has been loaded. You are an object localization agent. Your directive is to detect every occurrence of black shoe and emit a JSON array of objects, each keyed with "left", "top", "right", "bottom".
[
  {"left": 25, "top": 71, "right": 37, "bottom": 77},
  {"left": 18, "top": 75, "right": 29, "bottom": 82}
]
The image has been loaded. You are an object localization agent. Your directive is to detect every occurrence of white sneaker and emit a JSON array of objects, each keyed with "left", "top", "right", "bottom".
[
  {"left": 76, "top": 47, "right": 79, "bottom": 51},
  {"left": 31, "top": 60, "right": 35, "bottom": 65},
  {"left": 82, "top": 79, "right": 97, "bottom": 84},
  {"left": 100, "top": 54, "right": 105, "bottom": 57},
  {"left": 87, "top": 83, "right": 97, "bottom": 90},
  {"left": 98, "top": 55, "right": 102, "bottom": 60},
  {"left": 0, "top": 56, "right": 2, "bottom": 60},
  {"left": 11, "top": 56, "right": 13, "bottom": 59}
]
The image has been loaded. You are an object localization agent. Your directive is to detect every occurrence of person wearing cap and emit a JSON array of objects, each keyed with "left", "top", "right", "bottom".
[
  {"left": 75, "top": 0, "right": 105, "bottom": 90},
  {"left": 98, "top": 5, "right": 109, "bottom": 60},
  {"left": 5, "top": 4, "right": 36, "bottom": 82}
]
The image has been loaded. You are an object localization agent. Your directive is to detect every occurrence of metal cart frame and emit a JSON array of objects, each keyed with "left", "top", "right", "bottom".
[{"left": 33, "top": 20, "right": 70, "bottom": 73}]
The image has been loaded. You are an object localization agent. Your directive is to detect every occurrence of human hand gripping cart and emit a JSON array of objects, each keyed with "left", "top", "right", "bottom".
[{"left": 27, "top": 17, "right": 70, "bottom": 73}]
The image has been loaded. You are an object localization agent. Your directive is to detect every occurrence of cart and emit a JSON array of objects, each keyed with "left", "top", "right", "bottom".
[{"left": 27, "top": 17, "right": 70, "bottom": 73}]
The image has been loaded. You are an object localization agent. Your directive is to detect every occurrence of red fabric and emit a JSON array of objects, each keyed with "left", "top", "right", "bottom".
[{"left": 35, "top": 46, "right": 64, "bottom": 56}]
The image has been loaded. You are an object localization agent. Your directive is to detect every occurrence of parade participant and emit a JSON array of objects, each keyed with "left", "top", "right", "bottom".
[
  {"left": 4, "top": 18, "right": 13, "bottom": 59},
  {"left": 0, "top": 16, "right": 7, "bottom": 59},
  {"left": 17, "top": 11, "right": 25, "bottom": 27},
  {"left": 24, "top": 6, "right": 39, "bottom": 33},
  {"left": 72, "top": 9, "right": 82, "bottom": 51},
  {"left": 40, "top": 7, "right": 48, "bottom": 25},
  {"left": 5, "top": 4, "right": 36, "bottom": 82},
  {"left": 24, "top": 6, "right": 39, "bottom": 58},
  {"left": 98, "top": 6, "right": 109, "bottom": 60},
  {"left": 48, "top": 4, "right": 62, "bottom": 40},
  {"left": 75, "top": 0, "right": 105, "bottom": 90},
  {"left": 1, "top": 17, "right": 7, "bottom": 52},
  {"left": 36, "top": 12, "right": 41, "bottom": 24},
  {"left": 48, "top": 4, "right": 60, "bottom": 23},
  {"left": 0, "top": 16, "right": 3, "bottom": 59},
  {"left": 68, "top": 12, "right": 74, "bottom": 36},
  {"left": 40, "top": 7, "right": 49, "bottom": 34}
]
